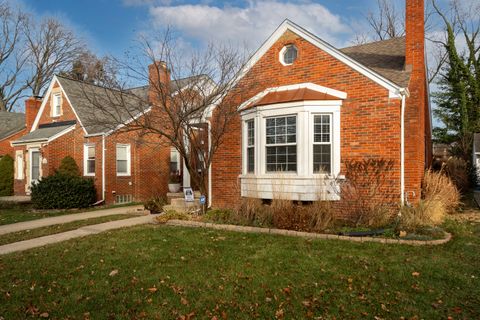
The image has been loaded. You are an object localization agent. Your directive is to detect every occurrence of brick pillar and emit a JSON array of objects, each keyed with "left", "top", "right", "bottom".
[{"left": 404, "top": 0, "right": 427, "bottom": 203}]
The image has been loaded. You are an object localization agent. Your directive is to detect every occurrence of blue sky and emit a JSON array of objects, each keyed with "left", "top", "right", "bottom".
[{"left": 20, "top": 0, "right": 410, "bottom": 57}]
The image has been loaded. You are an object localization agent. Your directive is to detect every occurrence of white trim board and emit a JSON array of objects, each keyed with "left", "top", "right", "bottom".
[
  {"left": 11, "top": 125, "right": 76, "bottom": 146},
  {"left": 235, "top": 19, "right": 405, "bottom": 99},
  {"left": 31, "top": 76, "right": 88, "bottom": 135}
]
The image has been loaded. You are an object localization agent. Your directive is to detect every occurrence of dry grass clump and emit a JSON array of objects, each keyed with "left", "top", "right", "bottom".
[
  {"left": 399, "top": 170, "right": 461, "bottom": 231},
  {"left": 422, "top": 169, "right": 460, "bottom": 214},
  {"left": 305, "top": 200, "right": 334, "bottom": 232},
  {"left": 235, "top": 197, "right": 272, "bottom": 227},
  {"left": 399, "top": 199, "right": 446, "bottom": 231},
  {"left": 156, "top": 211, "right": 191, "bottom": 224}
]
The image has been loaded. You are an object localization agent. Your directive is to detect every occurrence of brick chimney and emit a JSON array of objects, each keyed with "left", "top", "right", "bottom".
[
  {"left": 148, "top": 61, "right": 171, "bottom": 104},
  {"left": 404, "top": 0, "right": 430, "bottom": 204},
  {"left": 25, "top": 96, "right": 42, "bottom": 132},
  {"left": 405, "top": 0, "right": 425, "bottom": 73}
]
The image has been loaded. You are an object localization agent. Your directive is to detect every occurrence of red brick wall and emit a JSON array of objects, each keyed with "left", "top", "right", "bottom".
[
  {"left": 211, "top": 30, "right": 403, "bottom": 209},
  {"left": 0, "top": 129, "right": 26, "bottom": 157},
  {"left": 36, "top": 82, "right": 77, "bottom": 127}
]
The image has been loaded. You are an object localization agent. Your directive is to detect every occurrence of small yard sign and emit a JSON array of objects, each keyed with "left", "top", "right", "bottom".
[
  {"left": 184, "top": 188, "right": 194, "bottom": 202},
  {"left": 199, "top": 195, "right": 206, "bottom": 205}
]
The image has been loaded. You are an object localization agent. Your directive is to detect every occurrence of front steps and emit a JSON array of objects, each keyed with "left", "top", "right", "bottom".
[{"left": 163, "top": 191, "right": 202, "bottom": 214}]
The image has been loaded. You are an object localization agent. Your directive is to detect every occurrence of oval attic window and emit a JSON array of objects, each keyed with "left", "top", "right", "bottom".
[{"left": 281, "top": 45, "right": 298, "bottom": 65}]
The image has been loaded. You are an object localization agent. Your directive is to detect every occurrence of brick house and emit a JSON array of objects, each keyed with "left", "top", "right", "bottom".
[
  {"left": 10, "top": 74, "right": 196, "bottom": 204},
  {"left": 0, "top": 112, "right": 26, "bottom": 157},
  {"left": 9, "top": 0, "right": 430, "bottom": 210},
  {"left": 210, "top": 0, "right": 431, "bottom": 208}
]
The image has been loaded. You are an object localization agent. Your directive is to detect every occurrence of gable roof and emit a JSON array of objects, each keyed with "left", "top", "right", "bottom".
[
  {"left": 0, "top": 112, "right": 25, "bottom": 140},
  {"left": 340, "top": 37, "right": 410, "bottom": 88},
  {"left": 238, "top": 20, "right": 407, "bottom": 98},
  {"left": 32, "top": 74, "right": 206, "bottom": 136}
]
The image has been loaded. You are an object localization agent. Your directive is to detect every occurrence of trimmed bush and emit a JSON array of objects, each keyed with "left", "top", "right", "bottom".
[
  {"left": 57, "top": 156, "right": 80, "bottom": 176},
  {"left": 0, "top": 155, "right": 14, "bottom": 196},
  {"left": 31, "top": 173, "right": 96, "bottom": 209}
]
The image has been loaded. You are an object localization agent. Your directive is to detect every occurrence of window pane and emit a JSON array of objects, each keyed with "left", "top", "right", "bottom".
[
  {"left": 314, "top": 115, "right": 331, "bottom": 143},
  {"left": 247, "top": 147, "right": 254, "bottom": 173},
  {"left": 88, "top": 146, "right": 95, "bottom": 159},
  {"left": 265, "top": 115, "right": 296, "bottom": 145},
  {"left": 313, "top": 144, "right": 331, "bottom": 173},
  {"left": 87, "top": 160, "right": 95, "bottom": 174},
  {"left": 283, "top": 46, "right": 298, "bottom": 64},
  {"left": 116, "top": 146, "right": 127, "bottom": 160},
  {"left": 266, "top": 145, "right": 297, "bottom": 172},
  {"left": 247, "top": 120, "right": 254, "bottom": 146},
  {"left": 31, "top": 151, "right": 40, "bottom": 180},
  {"left": 117, "top": 160, "right": 127, "bottom": 173}
]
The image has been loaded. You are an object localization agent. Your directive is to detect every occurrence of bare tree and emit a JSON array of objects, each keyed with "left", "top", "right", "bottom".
[
  {"left": 367, "top": 0, "right": 405, "bottom": 41},
  {"left": 0, "top": 1, "right": 29, "bottom": 112},
  {"left": 23, "top": 17, "right": 84, "bottom": 97},
  {"left": 79, "top": 31, "right": 256, "bottom": 201}
]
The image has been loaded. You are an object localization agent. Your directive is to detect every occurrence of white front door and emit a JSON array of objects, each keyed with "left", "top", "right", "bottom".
[{"left": 29, "top": 149, "right": 41, "bottom": 186}]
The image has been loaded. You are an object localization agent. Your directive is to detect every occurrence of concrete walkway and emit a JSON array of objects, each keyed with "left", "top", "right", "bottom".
[
  {"left": 0, "top": 205, "right": 145, "bottom": 236},
  {"left": 0, "top": 215, "right": 154, "bottom": 255}
]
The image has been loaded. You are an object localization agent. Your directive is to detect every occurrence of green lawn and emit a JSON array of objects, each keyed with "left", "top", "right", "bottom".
[
  {"left": 0, "top": 214, "right": 134, "bottom": 246},
  {"left": 0, "top": 202, "right": 140, "bottom": 225},
  {"left": 0, "top": 220, "right": 479, "bottom": 319}
]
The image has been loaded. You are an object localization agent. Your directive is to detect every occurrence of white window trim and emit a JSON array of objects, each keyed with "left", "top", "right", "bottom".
[
  {"left": 279, "top": 44, "right": 297, "bottom": 66},
  {"left": 28, "top": 147, "right": 41, "bottom": 187},
  {"left": 264, "top": 114, "right": 297, "bottom": 173},
  {"left": 83, "top": 144, "right": 96, "bottom": 176},
  {"left": 116, "top": 144, "right": 131, "bottom": 176},
  {"left": 52, "top": 93, "right": 62, "bottom": 117},
  {"left": 15, "top": 151, "right": 24, "bottom": 180},
  {"left": 240, "top": 101, "right": 341, "bottom": 201}
]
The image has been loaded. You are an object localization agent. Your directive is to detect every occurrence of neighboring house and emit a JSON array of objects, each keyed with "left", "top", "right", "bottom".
[
  {"left": 0, "top": 112, "right": 26, "bottom": 157},
  {"left": 210, "top": 0, "right": 431, "bottom": 208},
  {"left": 10, "top": 74, "right": 194, "bottom": 204},
  {"left": 473, "top": 134, "right": 480, "bottom": 181}
]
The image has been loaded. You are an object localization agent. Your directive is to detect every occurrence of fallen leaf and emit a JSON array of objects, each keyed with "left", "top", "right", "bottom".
[
  {"left": 109, "top": 269, "right": 119, "bottom": 277},
  {"left": 147, "top": 287, "right": 158, "bottom": 293},
  {"left": 411, "top": 272, "right": 420, "bottom": 277},
  {"left": 180, "top": 297, "right": 189, "bottom": 305},
  {"left": 39, "top": 312, "right": 49, "bottom": 318},
  {"left": 275, "top": 309, "right": 284, "bottom": 319}
]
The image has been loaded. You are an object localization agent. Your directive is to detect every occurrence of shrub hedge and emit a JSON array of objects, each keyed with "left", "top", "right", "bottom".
[
  {"left": 31, "top": 173, "right": 96, "bottom": 209},
  {"left": 57, "top": 156, "right": 80, "bottom": 176},
  {"left": 0, "top": 155, "right": 14, "bottom": 196}
]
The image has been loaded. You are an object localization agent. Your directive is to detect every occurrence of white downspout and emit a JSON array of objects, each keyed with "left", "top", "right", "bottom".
[
  {"left": 207, "top": 120, "right": 212, "bottom": 208},
  {"left": 102, "top": 134, "right": 106, "bottom": 202},
  {"left": 400, "top": 90, "right": 406, "bottom": 205}
]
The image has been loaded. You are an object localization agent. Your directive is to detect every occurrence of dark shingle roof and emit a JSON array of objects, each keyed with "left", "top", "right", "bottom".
[
  {"left": 0, "top": 112, "right": 25, "bottom": 140},
  {"left": 12, "top": 123, "right": 74, "bottom": 144},
  {"left": 340, "top": 37, "right": 410, "bottom": 87},
  {"left": 56, "top": 74, "right": 205, "bottom": 135}
]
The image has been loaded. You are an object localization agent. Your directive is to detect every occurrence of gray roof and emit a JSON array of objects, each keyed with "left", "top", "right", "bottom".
[
  {"left": 340, "top": 37, "right": 411, "bottom": 88},
  {"left": 12, "top": 124, "right": 73, "bottom": 144},
  {"left": 0, "top": 112, "right": 25, "bottom": 140},
  {"left": 56, "top": 75, "right": 203, "bottom": 135}
]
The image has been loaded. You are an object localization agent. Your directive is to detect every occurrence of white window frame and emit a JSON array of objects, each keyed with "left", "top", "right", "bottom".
[
  {"left": 312, "top": 114, "right": 333, "bottom": 174},
  {"left": 52, "top": 93, "right": 62, "bottom": 117},
  {"left": 116, "top": 144, "right": 131, "bottom": 176},
  {"left": 279, "top": 44, "right": 298, "bottom": 66},
  {"left": 265, "top": 115, "right": 297, "bottom": 173},
  {"left": 83, "top": 144, "right": 96, "bottom": 176},
  {"left": 246, "top": 119, "right": 255, "bottom": 173},
  {"left": 15, "top": 151, "right": 24, "bottom": 180}
]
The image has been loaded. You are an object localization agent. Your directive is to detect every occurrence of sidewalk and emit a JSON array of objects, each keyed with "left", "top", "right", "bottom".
[
  {"left": 0, "top": 215, "right": 154, "bottom": 255},
  {"left": 0, "top": 205, "right": 145, "bottom": 236}
]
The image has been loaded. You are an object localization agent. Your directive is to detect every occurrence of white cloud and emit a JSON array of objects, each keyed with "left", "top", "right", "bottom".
[{"left": 148, "top": 1, "right": 351, "bottom": 51}]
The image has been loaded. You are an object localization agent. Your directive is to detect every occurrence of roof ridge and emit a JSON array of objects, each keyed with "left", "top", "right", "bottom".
[{"left": 340, "top": 36, "right": 406, "bottom": 50}]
